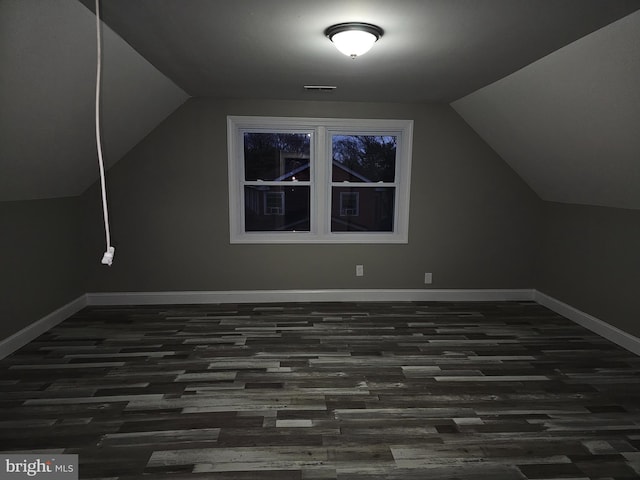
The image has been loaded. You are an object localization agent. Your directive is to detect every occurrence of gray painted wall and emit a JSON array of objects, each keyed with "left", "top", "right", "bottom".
[
  {"left": 0, "top": 196, "right": 84, "bottom": 340},
  {"left": 4, "top": 98, "right": 637, "bottom": 349},
  {"left": 536, "top": 202, "right": 640, "bottom": 337},
  {"left": 83, "top": 98, "right": 542, "bottom": 293}
]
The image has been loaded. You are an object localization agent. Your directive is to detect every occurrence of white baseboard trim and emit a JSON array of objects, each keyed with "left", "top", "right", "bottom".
[
  {"left": 534, "top": 290, "right": 640, "bottom": 356},
  {"left": 86, "top": 288, "right": 536, "bottom": 306},
  {"left": 7, "top": 290, "right": 636, "bottom": 360},
  {"left": 0, "top": 294, "right": 88, "bottom": 360}
]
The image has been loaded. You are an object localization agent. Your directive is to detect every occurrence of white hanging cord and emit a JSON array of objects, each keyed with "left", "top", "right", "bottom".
[{"left": 95, "top": 0, "right": 115, "bottom": 266}]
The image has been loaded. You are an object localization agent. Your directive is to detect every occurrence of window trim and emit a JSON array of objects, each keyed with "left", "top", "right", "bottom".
[{"left": 227, "top": 116, "right": 413, "bottom": 244}]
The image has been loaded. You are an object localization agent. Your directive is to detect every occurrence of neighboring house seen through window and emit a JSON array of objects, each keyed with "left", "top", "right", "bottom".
[
  {"left": 264, "top": 191, "right": 285, "bottom": 216},
  {"left": 339, "top": 192, "right": 359, "bottom": 217},
  {"left": 227, "top": 116, "right": 413, "bottom": 243}
]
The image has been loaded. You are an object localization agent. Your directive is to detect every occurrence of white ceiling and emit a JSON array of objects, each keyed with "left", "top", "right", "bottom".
[
  {"left": 1, "top": 0, "right": 638, "bottom": 209},
  {"left": 453, "top": 10, "right": 640, "bottom": 210},
  {"left": 0, "top": 0, "right": 188, "bottom": 201}
]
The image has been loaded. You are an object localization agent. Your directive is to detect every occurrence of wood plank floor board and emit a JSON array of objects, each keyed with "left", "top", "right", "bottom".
[{"left": 1, "top": 301, "right": 640, "bottom": 478}]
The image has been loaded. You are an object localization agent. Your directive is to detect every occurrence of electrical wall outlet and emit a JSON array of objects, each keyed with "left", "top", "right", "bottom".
[
  {"left": 424, "top": 272, "right": 433, "bottom": 284},
  {"left": 356, "top": 265, "right": 364, "bottom": 277}
]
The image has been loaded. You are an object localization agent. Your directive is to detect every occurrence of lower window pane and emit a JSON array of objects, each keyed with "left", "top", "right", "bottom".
[
  {"left": 245, "top": 186, "right": 310, "bottom": 232},
  {"left": 331, "top": 187, "right": 394, "bottom": 232}
]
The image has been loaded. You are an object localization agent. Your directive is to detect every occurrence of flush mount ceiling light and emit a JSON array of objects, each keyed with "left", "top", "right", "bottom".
[{"left": 325, "top": 22, "right": 384, "bottom": 59}]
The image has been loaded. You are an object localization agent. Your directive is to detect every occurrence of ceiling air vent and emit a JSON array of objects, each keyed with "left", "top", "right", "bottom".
[{"left": 303, "top": 85, "right": 337, "bottom": 92}]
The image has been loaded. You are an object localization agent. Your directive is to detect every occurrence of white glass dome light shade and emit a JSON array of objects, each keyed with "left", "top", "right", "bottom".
[
  {"left": 331, "top": 30, "right": 377, "bottom": 58},
  {"left": 325, "top": 23, "right": 384, "bottom": 59}
]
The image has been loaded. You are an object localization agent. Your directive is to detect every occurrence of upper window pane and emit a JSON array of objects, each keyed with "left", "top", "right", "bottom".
[
  {"left": 244, "top": 133, "right": 310, "bottom": 181},
  {"left": 331, "top": 135, "right": 396, "bottom": 183}
]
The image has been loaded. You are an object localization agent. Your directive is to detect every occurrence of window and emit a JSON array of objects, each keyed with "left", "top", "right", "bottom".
[{"left": 227, "top": 116, "right": 413, "bottom": 243}]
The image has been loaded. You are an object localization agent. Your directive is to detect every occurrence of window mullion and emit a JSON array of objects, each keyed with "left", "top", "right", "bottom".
[{"left": 314, "top": 126, "right": 328, "bottom": 237}]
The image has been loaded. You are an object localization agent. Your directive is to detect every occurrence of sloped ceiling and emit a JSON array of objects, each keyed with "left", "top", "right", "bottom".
[
  {"left": 0, "top": 0, "right": 188, "bottom": 201},
  {"left": 1, "top": 0, "right": 639, "bottom": 208},
  {"left": 453, "top": 10, "right": 640, "bottom": 211}
]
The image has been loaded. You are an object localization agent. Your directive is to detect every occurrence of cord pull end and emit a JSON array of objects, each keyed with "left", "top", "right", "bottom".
[{"left": 101, "top": 246, "right": 115, "bottom": 266}]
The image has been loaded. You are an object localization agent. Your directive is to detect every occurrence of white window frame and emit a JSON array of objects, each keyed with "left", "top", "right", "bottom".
[{"left": 227, "top": 116, "right": 413, "bottom": 244}]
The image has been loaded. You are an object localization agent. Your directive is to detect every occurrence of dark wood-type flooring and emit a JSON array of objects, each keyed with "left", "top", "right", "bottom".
[{"left": 1, "top": 301, "right": 640, "bottom": 479}]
